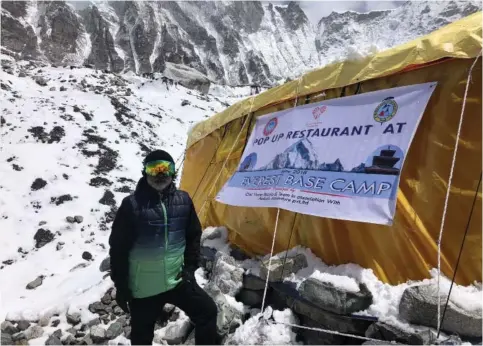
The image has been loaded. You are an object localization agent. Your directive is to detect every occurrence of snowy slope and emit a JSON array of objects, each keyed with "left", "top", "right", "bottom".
[{"left": 0, "top": 55, "right": 246, "bottom": 323}]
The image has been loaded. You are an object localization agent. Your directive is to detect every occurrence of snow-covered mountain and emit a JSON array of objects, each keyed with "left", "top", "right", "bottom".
[
  {"left": 261, "top": 138, "right": 319, "bottom": 170},
  {"left": 316, "top": 0, "right": 481, "bottom": 64},
  {"left": 1, "top": 1, "right": 480, "bottom": 87}
]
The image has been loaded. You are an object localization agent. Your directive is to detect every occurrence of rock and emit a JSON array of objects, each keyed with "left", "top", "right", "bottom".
[
  {"left": 56, "top": 242, "right": 64, "bottom": 251},
  {"left": 113, "top": 306, "right": 123, "bottom": 316},
  {"left": 243, "top": 273, "right": 267, "bottom": 291},
  {"left": 11, "top": 331, "right": 26, "bottom": 342},
  {"left": 69, "top": 263, "right": 89, "bottom": 272},
  {"left": 117, "top": 316, "right": 129, "bottom": 327},
  {"left": 45, "top": 334, "right": 62, "bottom": 345},
  {"left": 203, "top": 281, "right": 244, "bottom": 337},
  {"left": 99, "top": 190, "right": 116, "bottom": 206},
  {"left": 38, "top": 314, "right": 51, "bottom": 327},
  {"left": 26, "top": 276, "right": 44, "bottom": 289},
  {"left": 38, "top": 221, "right": 47, "bottom": 226},
  {"left": 18, "top": 71, "right": 27, "bottom": 78},
  {"left": 200, "top": 246, "right": 217, "bottom": 272},
  {"left": 51, "top": 319, "right": 60, "bottom": 327},
  {"left": 88, "top": 302, "right": 107, "bottom": 314},
  {"left": 49, "top": 87, "right": 56, "bottom": 91},
  {"left": 299, "top": 315, "right": 351, "bottom": 344},
  {"left": 299, "top": 278, "right": 373, "bottom": 315},
  {"left": 24, "top": 325, "right": 44, "bottom": 340},
  {"left": 161, "top": 318, "right": 192, "bottom": 344},
  {"left": 89, "top": 325, "right": 107, "bottom": 343},
  {"left": 2, "top": 332, "right": 13, "bottom": 345},
  {"left": 106, "top": 322, "right": 123, "bottom": 339},
  {"left": 16, "top": 320, "right": 30, "bottom": 332},
  {"left": 1, "top": 321, "right": 18, "bottom": 334},
  {"left": 61, "top": 334, "right": 76, "bottom": 345},
  {"left": 59, "top": 86, "right": 67, "bottom": 92},
  {"left": 211, "top": 252, "right": 244, "bottom": 296},
  {"left": 260, "top": 253, "right": 308, "bottom": 282},
  {"left": 31, "top": 178, "right": 47, "bottom": 191},
  {"left": 100, "top": 292, "right": 112, "bottom": 305},
  {"left": 34, "top": 76, "right": 49, "bottom": 86},
  {"left": 163, "top": 62, "right": 211, "bottom": 94},
  {"left": 82, "top": 251, "right": 92, "bottom": 261},
  {"left": 86, "top": 318, "right": 101, "bottom": 328},
  {"left": 74, "top": 216, "right": 83, "bottom": 223},
  {"left": 34, "top": 228, "right": 55, "bottom": 248},
  {"left": 99, "top": 257, "right": 110, "bottom": 272},
  {"left": 237, "top": 289, "right": 263, "bottom": 308},
  {"left": 365, "top": 322, "right": 436, "bottom": 345},
  {"left": 437, "top": 335, "right": 464, "bottom": 345},
  {"left": 66, "top": 312, "right": 81, "bottom": 325},
  {"left": 66, "top": 216, "right": 75, "bottom": 223},
  {"left": 77, "top": 335, "right": 93, "bottom": 345},
  {"left": 399, "top": 284, "right": 482, "bottom": 338},
  {"left": 181, "top": 100, "right": 191, "bottom": 106}
]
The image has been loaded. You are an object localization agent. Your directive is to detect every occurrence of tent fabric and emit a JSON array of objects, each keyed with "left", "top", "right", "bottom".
[{"left": 180, "top": 13, "right": 482, "bottom": 285}]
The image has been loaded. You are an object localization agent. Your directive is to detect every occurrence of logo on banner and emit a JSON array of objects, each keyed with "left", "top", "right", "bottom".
[
  {"left": 263, "top": 118, "right": 278, "bottom": 136},
  {"left": 374, "top": 97, "right": 398, "bottom": 123},
  {"left": 312, "top": 105, "right": 327, "bottom": 120}
]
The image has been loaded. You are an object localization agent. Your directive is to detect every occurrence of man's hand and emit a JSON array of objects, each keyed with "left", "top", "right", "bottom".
[{"left": 115, "top": 289, "right": 132, "bottom": 313}]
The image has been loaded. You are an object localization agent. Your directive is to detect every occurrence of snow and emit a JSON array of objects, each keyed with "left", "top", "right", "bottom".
[
  {"left": 309, "top": 270, "right": 360, "bottom": 293},
  {"left": 0, "top": 60, "right": 246, "bottom": 324},
  {"left": 230, "top": 306, "right": 300, "bottom": 345},
  {"left": 201, "top": 226, "right": 231, "bottom": 253}
]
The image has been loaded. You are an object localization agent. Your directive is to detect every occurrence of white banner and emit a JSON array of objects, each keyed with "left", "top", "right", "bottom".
[{"left": 216, "top": 82, "right": 437, "bottom": 225}]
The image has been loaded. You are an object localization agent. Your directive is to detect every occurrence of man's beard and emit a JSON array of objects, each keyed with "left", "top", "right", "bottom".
[{"left": 147, "top": 175, "right": 172, "bottom": 192}]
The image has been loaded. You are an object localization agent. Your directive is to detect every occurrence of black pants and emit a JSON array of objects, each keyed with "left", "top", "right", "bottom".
[{"left": 130, "top": 278, "right": 218, "bottom": 345}]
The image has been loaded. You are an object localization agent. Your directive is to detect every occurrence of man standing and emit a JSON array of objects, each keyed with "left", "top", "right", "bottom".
[{"left": 108, "top": 150, "right": 218, "bottom": 345}]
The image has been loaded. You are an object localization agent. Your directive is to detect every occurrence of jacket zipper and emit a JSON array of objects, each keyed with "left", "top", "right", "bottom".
[{"left": 160, "top": 197, "right": 169, "bottom": 289}]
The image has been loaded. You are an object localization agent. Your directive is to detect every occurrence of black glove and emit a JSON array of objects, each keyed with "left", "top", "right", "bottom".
[
  {"left": 177, "top": 267, "right": 196, "bottom": 283},
  {"left": 115, "top": 288, "right": 132, "bottom": 314}
]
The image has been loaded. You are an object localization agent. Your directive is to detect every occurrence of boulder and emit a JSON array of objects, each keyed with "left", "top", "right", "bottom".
[
  {"left": 299, "top": 315, "right": 351, "bottom": 345},
  {"left": 211, "top": 253, "right": 244, "bottom": 296},
  {"left": 24, "top": 325, "right": 44, "bottom": 340},
  {"left": 161, "top": 319, "right": 192, "bottom": 344},
  {"left": 59, "top": 86, "right": 67, "bottom": 92},
  {"left": 26, "top": 276, "right": 44, "bottom": 289},
  {"left": 199, "top": 246, "right": 217, "bottom": 273},
  {"left": 203, "top": 282, "right": 244, "bottom": 337},
  {"left": 45, "top": 334, "right": 62, "bottom": 345},
  {"left": 106, "top": 322, "right": 123, "bottom": 339},
  {"left": 365, "top": 322, "right": 436, "bottom": 345},
  {"left": 34, "top": 76, "right": 49, "bottom": 86},
  {"left": 61, "top": 334, "right": 76, "bottom": 345},
  {"left": 74, "top": 216, "right": 84, "bottom": 223},
  {"left": 299, "top": 278, "right": 373, "bottom": 315},
  {"left": 66, "top": 216, "right": 75, "bottom": 223},
  {"left": 100, "top": 292, "right": 112, "bottom": 305},
  {"left": 260, "top": 253, "right": 307, "bottom": 282},
  {"left": 399, "top": 284, "right": 482, "bottom": 338},
  {"left": 243, "top": 273, "right": 267, "bottom": 291},
  {"left": 66, "top": 312, "right": 81, "bottom": 325},
  {"left": 89, "top": 325, "right": 107, "bottom": 343},
  {"left": 1, "top": 332, "right": 13, "bottom": 345},
  {"left": 237, "top": 289, "right": 264, "bottom": 308},
  {"left": 17, "top": 320, "right": 30, "bottom": 332},
  {"left": 163, "top": 62, "right": 211, "bottom": 94},
  {"left": 1, "top": 321, "right": 18, "bottom": 334},
  {"left": 99, "top": 257, "right": 110, "bottom": 272}
]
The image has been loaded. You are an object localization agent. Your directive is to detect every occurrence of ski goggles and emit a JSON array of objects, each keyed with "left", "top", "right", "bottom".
[{"left": 144, "top": 160, "right": 175, "bottom": 177}]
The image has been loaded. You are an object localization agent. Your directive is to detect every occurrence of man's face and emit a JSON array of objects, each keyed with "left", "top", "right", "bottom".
[{"left": 146, "top": 174, "right": 173, "bottom": 192}]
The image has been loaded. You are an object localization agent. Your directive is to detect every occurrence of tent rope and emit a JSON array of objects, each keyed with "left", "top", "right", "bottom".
[
  {"left": 437, "top": 172, "right": 482, "bottom": 338},
  {"left": 197, "top": 96, "right": 256, "bottom": 219},
  {"left": 269, "top": 320, "right": 387, "bottom": 343},
  {"left": 260, "top": 208, "right": 281, "bottom": 313},
  {"left": 437, "top": 50, "right": 481, "bottom": 332}
]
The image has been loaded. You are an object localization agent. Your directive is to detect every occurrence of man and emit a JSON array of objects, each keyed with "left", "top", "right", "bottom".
[{"left": 108, "top": 150, "right": 218, "bottom": 345}]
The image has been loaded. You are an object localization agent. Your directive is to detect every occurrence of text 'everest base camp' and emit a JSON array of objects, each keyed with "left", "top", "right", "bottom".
[{"left": 0, "top": 1, "right": 482, "bottom": 346}]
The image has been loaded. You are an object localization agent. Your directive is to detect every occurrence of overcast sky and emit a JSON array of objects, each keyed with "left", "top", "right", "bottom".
[{"left": 295, "top": 1, "right": 405, "bottom": 25}]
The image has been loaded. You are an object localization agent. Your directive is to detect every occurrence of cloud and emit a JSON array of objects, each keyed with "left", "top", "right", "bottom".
[{"left": 296, "top": 1, "right": 405, "bottom": 25}]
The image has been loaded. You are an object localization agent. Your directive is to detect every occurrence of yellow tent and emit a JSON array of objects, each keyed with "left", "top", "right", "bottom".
[{"left": 180, "top": 12, "right": 482, "bottom": 285}]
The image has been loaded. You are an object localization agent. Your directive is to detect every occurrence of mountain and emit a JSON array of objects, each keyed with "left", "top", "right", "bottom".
[
  {"left": 319, "top": 158, "right": 344, "bottom": 172},
  {"left": 0, "top": 1, "right": 319, "bottom": 86},
  {"left": 315, "top": 0, "right": 481, "bottom": 64},
  {"left": 261, "top": 138, "right": 319, "bottom": 170},
  {"left": 2, "top": 1, "right": 480, "bottom": 87}
]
